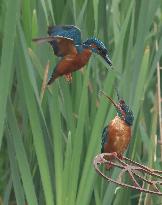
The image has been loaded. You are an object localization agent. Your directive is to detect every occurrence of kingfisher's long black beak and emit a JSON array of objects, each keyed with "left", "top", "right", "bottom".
[
  {"left": 99, "top": 90, "right": 124, "bottom": 115},
  {"left": 99, "top": 90, "right": 128, "bottom": 121},
  {"left": 99, "top": 91, "right": 118, "bottom": 108},
  {"left": 102, "top": 53, "right": 112, "bottom": 67}
]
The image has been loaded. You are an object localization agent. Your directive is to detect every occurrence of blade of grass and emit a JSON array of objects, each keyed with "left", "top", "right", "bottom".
[
  {"left": 22, "top": 0, "right": 32, "bottom": 44},
  {"left": 18, "top": 47, "right": 55, "bottom": 205},
  {"left": 93, "top": 0, "right": 99, "bottom": 35},
  {"left": 39, "top": 0, "right": 49, "bottom": 25},
  {"left": 63, "top": 131, "right": 72, "bottom": 205},
  {"left": 6, "top": 100, "right": 38, "bottom": 205},
  {"left": 0, "top": 0, "right": 20, "bottom": 148},
  {"left": 3, "top": 176, "right": 12, "bottom": 205},
  {"left": 6, "top": 127, "right": 26, "bottom": 205},
  {"left": 68, "top": 66, "right": 90, "bottom": 205},
  {"left": 130, "top": 0, "right": 157, "bottom": 101},
  {"left": 48, "top": 83, "right": 63, "bottom": 205}
]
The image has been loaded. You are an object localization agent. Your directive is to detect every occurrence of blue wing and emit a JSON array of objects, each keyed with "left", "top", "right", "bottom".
[
  {"left": 101, "top": 126, "right": 108, "bottom": 153},
  {"left": 48, "top": 25, "right": 82, "bottom": 45},
  {"left": 32, "top": 25, "right": 81, "bottom": 57}
]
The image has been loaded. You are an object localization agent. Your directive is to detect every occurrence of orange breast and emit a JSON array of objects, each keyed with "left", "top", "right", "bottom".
[
  {"left": 56, "top": 49, "right": 92, "bottom": 75},
  {"left": 104, "top": 116, "right": 131, "bottom": 155},
  {"left": 76, "top": 48, "right": 92, "bottom": 67},
  {"left": 70, "top": 48, "right": 92, "bottom": 71}
]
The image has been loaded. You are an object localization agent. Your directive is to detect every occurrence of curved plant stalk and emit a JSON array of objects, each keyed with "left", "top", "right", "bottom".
[{"left": 94, "top": 153, "right": 162, "bottom": 196}]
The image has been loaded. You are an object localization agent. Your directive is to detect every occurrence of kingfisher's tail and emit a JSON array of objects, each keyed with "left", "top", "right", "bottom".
[
  {"left": 32, "top": 36, "right": 55, "bottom": 44},
  {"left": 47, "top": 70, "right": 59, "bottom": 85}
]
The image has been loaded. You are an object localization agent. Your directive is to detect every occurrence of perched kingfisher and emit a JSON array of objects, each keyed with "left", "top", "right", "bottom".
[
  {"left": 100, "top": 91, "right": 134, "bottom": 159},
  {"left": 33, "top": 25, "right": 112, "bottom": 85}
]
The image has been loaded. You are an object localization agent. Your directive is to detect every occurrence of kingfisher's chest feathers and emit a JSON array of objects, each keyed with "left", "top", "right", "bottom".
[
  {"left": 73, "top": 49, "right": 92, "bottom": 68},
  {"left": 58, "top": 49, "right": 91, "bottom": 75},
  {"left": 105, "top": 116, "right": 131, "bottom": 155}
]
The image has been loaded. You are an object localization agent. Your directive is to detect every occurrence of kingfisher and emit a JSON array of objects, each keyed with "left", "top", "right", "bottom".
[
  {"left": 100, "top": 91, "right": 134, "bottom": 159},
  {"left": 32, "top": 25, "right": 112, "bottom": 85}
]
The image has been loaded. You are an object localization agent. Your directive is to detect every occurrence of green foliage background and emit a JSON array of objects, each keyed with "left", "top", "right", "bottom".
[{"left": 0, "top": 0, "right": 162, "bottom": 204}]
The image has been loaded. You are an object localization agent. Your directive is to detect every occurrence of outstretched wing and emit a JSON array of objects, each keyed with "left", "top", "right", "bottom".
[
  {"left": 33, "top": 25, "right": 81, "bottom": 57},
  {"left": 33, "top": 36, "right": 76, "bottom": 57},
  {"left": 48, "top": 25, "right": 81, "bottom": 57},
  {"left": 101, "top": 126, "right": 109, "bottom": 153},
  {"left": 48, "top": 25, "right": 82, "bottom": 45}
]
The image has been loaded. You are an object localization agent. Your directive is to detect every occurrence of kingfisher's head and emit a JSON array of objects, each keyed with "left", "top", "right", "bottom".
[
  {"left": 83, "top": 37, "right": 112, "bottom": 66},
  {"left": 116, "top": 99, "right": 134, "bottom": 126},
  {"left": 99, "top": 91, "right": 134, "bottom": 126}
]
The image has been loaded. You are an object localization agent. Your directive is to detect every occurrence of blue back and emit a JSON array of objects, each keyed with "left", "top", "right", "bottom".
[{"left": 48, "top": 25, "right": 82, "bottom": 45}]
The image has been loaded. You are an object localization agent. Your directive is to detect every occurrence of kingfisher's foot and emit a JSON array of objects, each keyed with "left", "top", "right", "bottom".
[
  {"left": 111, "top": 152, "right": 118, "bottom": 158},
  {"left": 64, "top": 73, "right": 72, "bottom": 82},
  {"left": 105, "top": 163, "right": 113, "bottom": 170},
  {"left": 118, "top": 154, "right": 123, "bottom": 160}
]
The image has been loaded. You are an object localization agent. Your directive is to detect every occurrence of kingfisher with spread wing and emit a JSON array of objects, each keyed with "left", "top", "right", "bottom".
[
  {"left": 33, "top": 25, "right": 112, "bottom": 85},
  {"left": 100, "top": 91, "right": 134, "bottom": 159}
]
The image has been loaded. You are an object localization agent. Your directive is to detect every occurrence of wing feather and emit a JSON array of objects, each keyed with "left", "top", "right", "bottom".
[
  {"left": 48, "top": 25, "right": 82, "bottom": 45},
  {"left": 33, "top": 25, "right": 81, "bottom": 57},
  {"left": 101, "top": 126, "right": 108, "bottom": 153}
]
